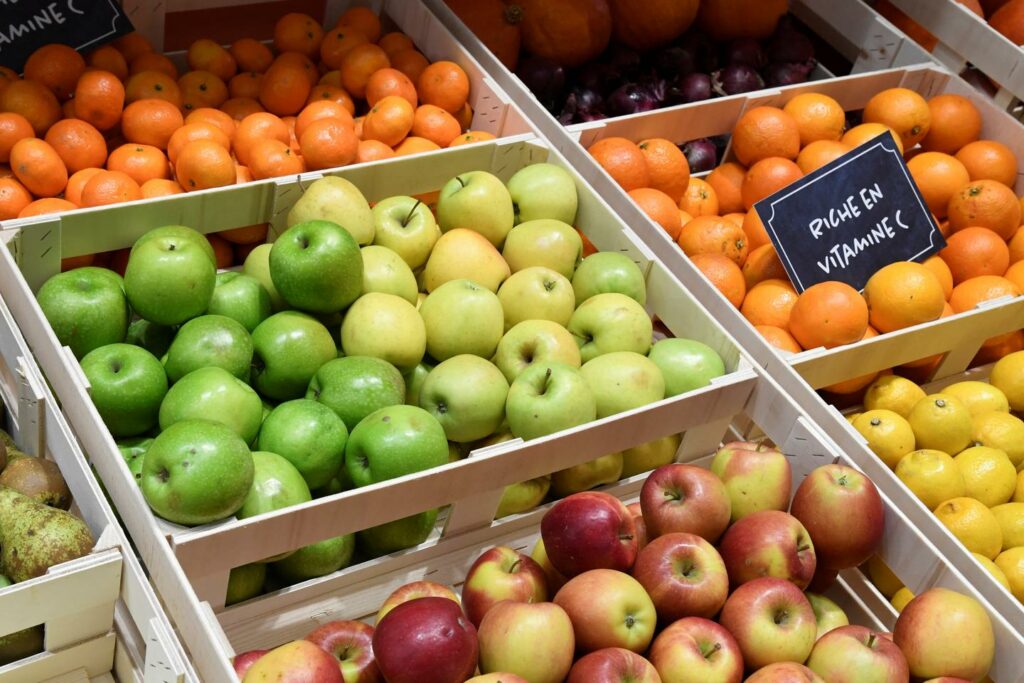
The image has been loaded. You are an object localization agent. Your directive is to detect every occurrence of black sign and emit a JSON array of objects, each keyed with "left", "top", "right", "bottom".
[
  {"left": 754, "top": 131, "right": 946, "bottom": 293},
  {"left": 0, "top": 0, "right": 134, "bottom": 72}
]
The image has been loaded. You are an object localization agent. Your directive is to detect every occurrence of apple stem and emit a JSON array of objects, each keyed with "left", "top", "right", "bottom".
[
  {"left": 867, "top": 634, "right": 876, "bottom": 648},
  {"left": 509, "top": 560, "right": 521, "bottom": 572},
  {"left": 541, "top": 367, "right": 553, "bottom": 395},
  {"left": 455, "top": 176, "right": 466, "bottom": 188},
  {"left": 797, "top": 544, "right": 811, "bottom": 552},
  {"left": 402, "top": 200, "right": 422, "bottom": 227}
]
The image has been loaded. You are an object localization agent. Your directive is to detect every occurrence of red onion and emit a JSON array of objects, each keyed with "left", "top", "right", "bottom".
[
  {"left": 669, "top": 72, "right": 713, "bottom": 104},
  {"left": 763, "top": 61, "right": 815, "bottom": 87},
  {"left": 678, "top": 31, "right": 719, "bottom": 73},
  {"left": 723, "top": 39, "right": 766, "bottom": 69},
  {"left": 682, "top": 139, "right": 718, "bottom": 173},
  {"left": 558, "top": 87, "right": 604, "bottom": 123},
  {"left": 766, "top": 29, "right": 814, "bottom": 64},
  {"left": 607, "top": 83, "right": 660, "bottom": 116},
  {"left": 516, "top": 56, "right": 566, "bottom": 111},
  {"left": 654, "top": 45, "right": 697, "bottom": 78},
  {"left": 712, "top": 64, "right": 765, "bottom": 96}
]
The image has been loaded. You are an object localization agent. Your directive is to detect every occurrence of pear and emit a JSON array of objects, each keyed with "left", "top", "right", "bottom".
[
  {"left": 0, "top": 428, "right": 15, "bottom": 450},
  {"left": 0, "top": 439, "right": 6, "bottom": 474},
  {"left": 0, "top": 486, "right": 94, "bottom": 582},
  {"left": 0, "top": 626, "right": 43, "bottom": 665},
  {"left": 0, "top": 456, "right": 71, "bottom": 509}
]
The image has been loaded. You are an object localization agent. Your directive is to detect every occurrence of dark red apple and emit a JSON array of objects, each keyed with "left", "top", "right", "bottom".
[
  {"left": 718, "top": 510, "right": 816, "bottom": 589},
  {"left": 640, "top": 464, "right": 731, "bottom": 542},
  {"left": 372, "top": 597, "right": 478, "bottom": 683},
  {"left": 305, "top": 621, "right": 380, "bottom": 682},
  {"left": 631, "top": 532, "right": 728, "bottom": 622},
  {"left": 461, "top": 546, "right": 548, "bottom": 626},
  {"left": 567, "top": 648, "right": 661, "bottom": 682},
  {"left": 626, "top": 502, "right": 647, "bottom": 549},
  {"left": 807, "top": 565, "right": 838, "bottom": 593},
  {"left": 233, "top": 649, "right": 268, "bottom": 679},
  {"left": 540, "top": 491, "right": 638, "bottom": 577}
]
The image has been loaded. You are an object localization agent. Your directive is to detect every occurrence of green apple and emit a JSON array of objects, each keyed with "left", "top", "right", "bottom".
[
  {"left": 271, "top": 534, "right": 355, "bottom": 582},
  {"left": 140, "top": 419, "right": 254, "bottom": 526},
  {"left": 580, "top": 351, "right": 665, "bottom": 418},
  {"left": 237, "top": 450, "right": 312, "bottom": 524},
  {"left": 619, "top": 434, "right": 682, "bottom": 478},
  {"left": 494, "top": 320, "right": 581, "bottom": 383},
  {"left": 251, "top": 311, "right": 337, "bottom": 400},
  {"left": 81, "top": 343, "right": 168, "bottom": 437},
  {"left": 307, "top": 356, "right": 405, "bottom": 431},
  {"left": 404, "top": 362, "right": 432, "bottom": 406},
  {"left": 360, "top": 245, "right": 418, "bottom": 304},
  {"left": 124, "top": 228, "right": 216, "bottom": 326},
  {"left": 422, "top": 229, "right": 510, "bottom": 292},
  {"left": 341, "top": 293, "right": 425, "bottom": 372},
  {"left": 497, "top": 266, "right": 575, "bottom": 331},
  {"left": 258, "top": 399, "right": 348, "bottom": 490},
  {"left": 506, "top": 361, "right": 596, "bottom": 440},
  {"left": 507, "top": 162, "right": 578, "bottom": 225},
  {"left": 242, "top": 244, "right": 286, "bottom": 311},
  {"left": 344, "top": 404, "right": 448, "bottom": 487},
  {"left": 206, "top": 271, "right": 272, "bottom": 333},
  {"left": 572, "top": 252, "right": 647, "bottom": 306},
  {"left": 159, "top": 366, "right": 263, "bottom": 443},
  {"left": 131, "top": 225, "right": 215, "bottom": 266},
  {"left": 420, "top": 279, "right": 504, "bottom": 361},
  {"left": 226, "top": 563, "right": 266, "bottom": 606},
  {"left": 648, "top": 338, "right": 726, "bottom": 397},
  {"left": 163, "top": 314, "right": 253, "bottom": 383},
  {"left": 501, "top": 219, "right": 582, "bottom": 278},
  {"left": 287, "top": 176, "right": 374, "bottom": 245},
  {"left": 437, "top": 171, "right": 514, "bottom": 247},
  {"left": 117, "top": 436, "right": 152, "bottom": 485},
  {"left": 551, "top": 453, "right": 624, "bottom": 497},
  {"left": 358, "top": 509, "right": 438, "bottom": 557},
  {"left": 568, "top": 292, "right": 653, "bottom": 363},
  {"left": 371, "top": 195, "right": 441, "bottom": 270},
  {"left": 419, "top": 355, "right": 509, "bottom": 443},
  {"left": 37, "top": 267, "right": 129, "bottom": 359},
  {"left": 270, "top": 219, "right": 363, "bottom": 313},
  {"left": 125, "top": 319, "right": 175, "bottom": 358}
]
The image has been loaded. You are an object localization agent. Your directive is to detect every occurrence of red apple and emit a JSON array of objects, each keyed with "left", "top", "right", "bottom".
[
  {"left": 631, "top": 532, "right": 728, "bottom": 622},
  {"left": 710, "top": 442, "right": 792, "bottom": 522},
  {"left": 745, "top": 662, "right": 825, "bottom": 682},
  {"left": 477, "top": 601, "right": 575, "bottom": 683},
  {"left": 553, "top": 569, "right": 657, "bottom": 654},
  {"left": 371, "top": 597, "right": 478, "bottom": 683},
  {"left": 627, "top": 502, "right": 648, "bottom": 549},
  {"left": 790, "top": 464, "right": 884, "bottom": 571},
  {"left": 540, "top": 491, "right": 638, "bottom": 577},
  {"left": 305, "top": 621, "right": 379, "bottom": 682},
  {"left": 718, "top": 510, "right": 816, "bottom": 589},
  {"left": 375, "top": 580, "right": 459, "bottom": 623},
  {"left": 718, "top": 577, "right": 817, "bottom": 670},
  {"left": 805, "top": 625, "right": 909, "bottom": 683},
  {"left": 462, "top": 546, "right": 548, "bottom": 626},
  {"left": 531, "top": 539, "right": 568, "bottom": 593},
  {"left": 639, "top": 464, "right": 731, "bottom": 542},
  {"left": 567, "top": 648, "right": 661, "bottom": 683},
  {"left": 233, "top": 649, "right": 268, "bottom": 679},
  {"left": 893, "top": 588, "right": 995, "bottom": 682},
  {"left": 920, "top": 679, "right": 973, "bottom": 682},
  {"left": 466, "top": 675, "right": 531, "bottom": 683},
  {"left": 648, "top": 617, "right": 743, "bottom": 683},
  {"left": 806, "top": 565, "right": 838, "bottom": 593},
  {"left": 241, "top": 640, "right": 343, "bottom": 682}
]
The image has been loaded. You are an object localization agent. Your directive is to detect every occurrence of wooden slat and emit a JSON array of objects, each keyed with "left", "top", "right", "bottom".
[{"left": 0, "top": 634, "right": 115, "bottom": 683}]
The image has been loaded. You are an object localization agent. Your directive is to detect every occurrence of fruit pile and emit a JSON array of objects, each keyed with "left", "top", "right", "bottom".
[
  {"left": 230, "top": 451, "right": 1000, "bottom": 683},
  {"left": 849, "top": 355, "right": 1024, "bottom": 603},
  {"left": 0, "top": 7, "right": 490, "bottom": 220}
]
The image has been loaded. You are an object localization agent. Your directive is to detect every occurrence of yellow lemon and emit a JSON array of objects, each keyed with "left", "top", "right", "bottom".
[
  {"left": 895, "top": 449, "right": 966, "bottom": 510},
  {"left": 907, "top": 393, "right": 973, "bottom": 454},
  {"left": 864, "top": 375, "right": 926, "bottom": 418},
  {"left": 989, "top": 350, "right": 1024, "bottom": 411},
  {"left": 891, "top": 586, "right": 915, "bottom": 612},
  {"left": 991, "top": 502, "right": 1024, "bottom": 549},
  {"left": 866, "top": 554, "right": 903, "bottom": 598},
  {"left": 994, "top": 546, "right": 1024, "bottom": 601},
  {"left": 943, "top": 380, "right": 1009, "bottom": 416},
  {"left": 971, "top": 411, "right": 1024, "bottom": 469},
  {"left": 972, "top": 552, "right": 1012, "bottom": 590},
  {"left": 846, "top": 412, "right": 861, "bottom": 424},
  {"left": 954, "top": 446, "right": 1017, "bottom": 507},
  {"left": 934, "top": 497, "right": 1003, "bottom": 559},
  {"left": 1015, "top": 471, "right": 1024, "bottom": 503},
  {"left": 852, "top": 410, "right": 917, "bottom": 468}
]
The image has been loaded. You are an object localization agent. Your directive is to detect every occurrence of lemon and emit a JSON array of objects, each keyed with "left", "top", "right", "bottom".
[
  {"left": 866, "top": 554, "right": 903, "bottom": 598},
  {"left": 991, "top": 502, "right": 1024, "bottom": 549},
  {"left": 943, "top": 380, "right": 1010, "bottom": 416},
  {"left": 990, "top": 350, "right": 1024, "bottom": 411},
  {"left": 1016, "top": 471, "right": 1024, "bottom": 503},
  {"left": 895, "top": 449, "right": 966, "bottom": 510},
  {"left": 972, "top": 411, "right": 1024, "bottom": 469},
  {"left": 864, "top": 375, "right": 926, "bottom": 418},
  {"left": 972, "top": 552, "right": 1012, "bottom": 590},
  {"left": 907, "top": 393, "right": 973, "bottom": 454},
  {"left": 995, "top": 547, "right": 1024, "bottom": 601},
  {"left": 934, "top": 497, "right": 1003, "bottom": 559},
  {"left": 891, "top": 586, "right": 915, "bottom": 612},
  {"left": 953, "top": 446, "right": 1017, "bottom": 507},
  {"left": 846, "top": 412, "right": 861, "bottom": 424},
  {"left": 851, "top": 410, "right": 916, "bottom": 468}
]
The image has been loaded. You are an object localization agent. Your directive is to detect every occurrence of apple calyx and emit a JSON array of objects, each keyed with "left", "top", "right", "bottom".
[
  {"left": 401, "top": 200, "right": 422, "bottom": 227},
  {"left": 773, "top": 609, "right": 790, "bottom": 625}
]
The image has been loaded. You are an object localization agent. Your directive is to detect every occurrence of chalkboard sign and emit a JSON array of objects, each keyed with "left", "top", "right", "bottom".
[
  {"left": 754, "top": 131, "right": 946, "bottom": 293},
  {"left": 0, "top": 0, "right": 134, "bottom": 72}
]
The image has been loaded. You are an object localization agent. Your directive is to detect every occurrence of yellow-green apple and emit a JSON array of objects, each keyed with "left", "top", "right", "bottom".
[
  {"left": 419, "top": 279, "right": 504, "bottom": 360},
  {"left": 477, "top": 600, "right": 575, "bottom": 683},
  {"left": 403, "top": 361, "right": 432, "bottom": 406},
  {"left": 270, "top": 220, "right": 363, "bottom": 313},
  {"left": 710, "top": 442, "right": 792, "bottom": 522},
  {"left": 919, "top": 679, "right": 972, "bottom": 682},
  {"left": 496, "top": 475, "right": 551, "bottom": 518},
  {"left": 497, "top": 267, "right": 575, "bottom": 330},
  {"left": 371, "top": 597, "right": 478, "bottom": 683},
  {"left": 422, "top": 229, "right": 510, "bottom": 292},
  {"left": 258, "top": 399, "right": 348, "bottom": 490},
  {"left": 581, "top": 352, "right": 665, "bottom": 418},
  {"left": 626, "top": 503, "right": 647, "bottom": 549},
  {"left": 125, "top": 227, "right": 216, "bottom": 326},
  {"left": 437, "top": 171, "right": 515, "bottom": 246},
  {"left": 568, "top": 293, "right": 653, "bottom": 363},
  {"left": 806, "top": 624, "right": 909, "bottom": 683},
  {"left": 805, "top": 592, "right": 849, "bottom": 639},
  {"left": 307, "top": 356, "right": 405, "bottom": 432},
  {"left": 541, "top": 491, "right": 638, "bottom": 576},
  {"left": 233, "top": 650, "right": 268, "bottom": 679},
  {"left": 745, "top": 663, "right": 825, "bottom": 683},
  {"left": 531, "top": 539, "right": 568, "bottom": 593},
  {"left": 550, "top": 453, "right": 623, "bottom": 496},
  {"left": 495, "top": 320, "right": 581, "bottom": 383},
  {"left": 648, "top": 617, "right": 743, "bottom": 683},
  {"left": 567, "top": 647, "right": 660, "bottom": 683},
  {"left": 466, "top": 675, "right": 529, "bottom": 683},
  {"left": 419, "top": 355, "right": 509, "bottom": 442},
  {"left": 648, "top": 338, "right": 726, "bottom": 397},
  {"left": 287, "top": 176, "right": 374, "bottom": 245},
  {"left": 241, "top": 640, "right": 344, "bottom": 682},
  {"left": 572, "top": 252, "right": 647, "bottom": 306},
  {"left": 227, "top": 564, "right": 266, "bottom": 606},
  {"left": 632, "top": 532, "right": 728, "bottom": 622},
  {"left": 718, "top": 577, "right": 817, "bottom": 669},
  {"left": 341, "top": 293, "right": 425, "bottom": 372},
  {"left": 790, "top": 464, "right": 884, "bottom": 571},
  {"left": 360, "top": 245, "right": 418, "bottom": 304},
  {"left": 243, "top": 243, "right": 286, "bottom": 311},
  {"left": 718, "top": 510, "right": 817, "bottom": 589},
  {"left": 892, "top": 588, "right": 995, "bottom": 681},
  {"left": 252, "top": 311, "right": 337, "bottom": 400},
  {"left": 506, "top": 162, "right": 578, "bottom": 225},
  {"left": 207, "top": 272, "right": 273, "bottom": 333},
  {"left": 81, "top": 343, "right": 168, "bottom": 438},
  {"left": 554, "top": 569, "right": 657, "bottom": 653},
  {"left": 619, "top": 434, "right": 682, "bottom": 478},
  {"left": 376, "top": 581, "right": 460, "bottom": 623},
  {"left": 305, "top": 620, "right": 379, "bottom": 682},
  {"left": 502, "top": 219, "right": 582, "bottom": 278},
  {"left": 506, "top": 361, "right": 596, "bottom": 441},
  {"left": 372, "top": 195, "right": 440, "bottom": 269},
  {"left": 640, "top": 463, "right": 731, "bottom": 542},
  {"left": 159, "top": 366, "right": 263, "bottom": 443},
  {"left": 37, "top": 266, "right": 129, "bottom": 359},
  {"left": 461, "top": 546, "right": 549, "bottom": 626}
]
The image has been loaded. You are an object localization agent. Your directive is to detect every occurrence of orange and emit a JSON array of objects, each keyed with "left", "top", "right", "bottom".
[
  {"left": 742, "top": 243, "right": 787, "bottom": 289},
  {"left": 300, "top": 118, "right": 359, "bottom": 171},
  {"left": 363, "top": 96, "right": 415, "bottom": 147},
  {"left": 186, "top": 108, "right": 236, "bottom": 141},
  {"left": 411, "top": 104, "right": 461, "bottom": 147},
  {"left": 220, "top": 97, "right": 265, "bottom": 120},
  {"left": 234, "top": 113, "right": 290, "bottom": 167},
  {"left": 782, "top": 93, "right": 845, "bottom": 146},
  {"left": 393, "top": 136, "right": 441, "bottom": 156},
  {"left": 0, "top": 113, "right": 36, "bottom": 164},
  {"left": 248, "top": 139, "right": 304, "bottom": 179},
  {"left": 742, "top": 278, "right": 799, "bottom": 330},
  {"left": 187, "top": 39, "right": 237, "bottom": 81},
  {"left": 723, "top": 213, "right": 745, "bottom": 227},
  {"left": 741, "top": 157, "right": 802, "bottom": 209},
  {"left": 379, "top": 32, "right": 414, "bottom": 56},
  {"left": 121, "top": 99, "right": 184, "bottom": 150},
  {"left": 841, "top": 123, "right": 905, "bottom": 155},
  {"left": 706, "top": 162, "right": 747, "bottom": 214},
  {"left": 64, "top": 168, "right": 102, "bottom": 205},
  {"left": 140, "top": 178, "right": 184, "bottom": 198},
  {"left": 206, "top": 233, "right": 234, "bottom": 268},
  {"left": 0, "top": 79, "right": 61, "bottom": 135},
  {"left": 949, "top": 275, "right": 1021, "bottom": 313},
  {"left": 229, "top": 72, "right": 264, "bottom": 100},
  {"left": 457, "top": 101, "right": 474, "bottom": 132},
  {"left": 680, "top": 209, "right": 694, "bottom": 227},
  {"left": 955, "top": 140, "right": 1018, "bottom": 188},
  {"left": 125, "top": 70, "right": 182, "bottom": 107},
  {"left": 390, "top": 49, "right": 430, "bottom": 83},
  {"left": 356, "top": 139, "right": 396, "bottom": 163},
  {"left": 273, "top": 52, "right": 319, "bottom": 86},
  {"left": 80, "top": 170, "right": 142, "bottom": 207},
  {"left": 922, "top": 254, "right": 954, "bottom": 299},
  {"left": 337, "top": 6, "right": 382, "bottom": 43},
  {"left": 296, "top": 101, "right": 354, "bottom": 139},
  {"left": 87, "top": 45, "right": 129, "bottom": 81},
  {"left": 320, "top": 27, "right": 369, "bottom": 70},
  {"left": 677, "top": 215, "right": 748, "bottom": 265},
  {"left": 167, "top": 123, "right": 231, "bottom": 164},
  {"left": 864, "top": 261, "right": 947, "bottom": 333},
  {"left": 73, "top": 70, "right": 125, "bottom": 131},
  {"left": 340, "top": 44, "right": 390, "bottom": 99},
  {"left": 822, "top": 328, "right": 881, "bottom": 395},
  {"left": 0, "top": 178, "right": 33, "bottom": 220},
  {"left": 629, "top": 188, "right": 683, "bottom": 240},
  {"left": 179, "top": 71, "right": 229, "bottom": 112},
  {"left": 449, "top": 131, "right": 496, "bottom": 147},
  {"left": 588, "top": 137, "right": 650, "bottom": 191},
  {"left": 319, "top": 71, "right": 343, "bottom": 87},
  {"left": 1009, "top": 226, "right": 1024, "bottom": 264},
  {"left": 235, "top": 164, "right": 254, "bottom": 184},
  {"left": 789, "top": 281, "right": 869, "bottom": 349},
  {"left": 1004, "top": 260, "right": 1024, "bottom": 291},
  {"left": 742, "top": 207, "right": 771, "bottom": 250},
  {"left": 112, "top": 33, "right": 154, "bottom": 63},
  {"left": 862, "top": 87, "right": 931, "bottom": 148},
  {"left": 259, "top": 64, "right": 313, "bottom": 116},
  {"left": 10, "top": 138, "right": 67, "bottom": 198},
  {"left": 907, "top": 152, "right": 971, "bottom": 218},
  {"left": 130, "top": 52, "right": 179, "bottom": 79},
  {"left": 273, "top": 13, "right": 324, "bottom": 59},
  {"left": 939, "top": 227, "right": 1011, "bottom": 284},
  {"left": 678, "top": 177, "right": 720, "bottom": 217},
  {"left": 730, "top": 106, "right": 800, "bottom": 166},
  {"left": 417, "top": 60, "right": 470, "bottom": 114},
  {"left": 24, "top": 44, "right": 86, "bottom": 101},
  {"left": 305, "top": 85, "right": 356, "bottom": 114},
  {"left": 43, "top": 119, "right": 107, "bottom": 174},
  {"left": 757, "top": 325, "right": 803, "bottom": 353},
  {"left": 230, "top": 38, "right": 274, "bottom": 73},
  {"left": 797, "top": 139, "right": 851, "bottom": 175},
  {"left": 174, "top": 140, "right": 236, "bottom": 191},
  {"left": 636, "top": 138, "right": 690, "bottom": 204},
  {"left": 691, "top": 253, "right": 746, "bottom": 307},
  {"left": 366, "top": 68, "right": 418, "bottom": 108},
  {"left": 974, "top": 330, "right": 1024, "bottom": 365},
  {"left": 947, "top": 179, "right": 1022, "bottom": 239},
  {"left": 921, "top": 94, "right": 981, "bottom": 154},
  {"left": 18, "top": 197, "right": 77, "bottom": 218},
  {"left": 219, "top": 223, "right": 268, "bottom": 245}
]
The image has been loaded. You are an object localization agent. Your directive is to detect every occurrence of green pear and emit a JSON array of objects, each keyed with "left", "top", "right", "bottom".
[{"left": 287, "top": 176, "right": 374, "bottom": 245}]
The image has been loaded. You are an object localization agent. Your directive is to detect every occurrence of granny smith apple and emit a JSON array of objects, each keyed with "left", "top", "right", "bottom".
[
  {"left": 81, "top": 343, "right": 168, "bottom": 437},
  {"left": 371, "top": 195, "right": 441, "bottom": 270},
  {"left": 572, "top": 252, "right": 647, "bottom": 306},
  {"left": 287, "top": 176, "right": 374, "bottom": 245},
  {"left": 497, "top": 266, "right": 575, "bottom": 331},
  {"left": 580, "top": 351, "right": 666, "bottom": 418},
  {"left": 131, "top": 225, "right": 215, "bottom": 266},
  {"left": 307, "top": 356, "right": 405, "bottom": 431},
  {"left": 163, "top": 314, "right": 253, "bottom": 383},
  {"left": 125, "top": 319, "right": 175, "bottom": 358},
  {"left": 501, "top": 219, "right": 583, "bottom": 278},
  {"left": 360, "top": 245, "right": 418, "bottom": 304},
  {"left": 568, "top": 293, "right": 653, "bottom": 363},
  {"left": 251, "top": 311, "right": 337, "bottom": 400},
  {"left": 358, "top": 509, "right": 439, "bottom": 557},
  {"left": 207, "top": 271, "right": 272, "bottom": 333},
  {"left": 419, "top": 279, "right": 504, "bottom": 361},
  {"left": 341, "top": 293, "right": 425, "bottom": 372},
  {"left": 494, "top": 320, "right": 581, "bottom": 383},
  {"left": 124, "top": 228, "right": 216, "bottom": 326},
  {"left": 344, "top": 404, "right": 448, "bottom": 487},
  {"left": 226, "top": 563, "right": 266, "bottom": 606},
  {"left": 140, "top": 419, "right": 254, "bottom": 526},
  {"left": 507, "top": 162, "right": 579, "bottom": 225},
  {"left": 258, "top": 399, "right": 348, "bottom": 490},
  {"left": 648, "top": 338, "right": 726, "bottom": 397},
  {"left": 270, "top": 220, "right": 363, "bottom": 313},
  {"left": 506, "top": 361, "right": 597, "bottom": 440},
  {"left": 437, "top": 171, "right": 515, "bottom": 247},
  {"left": 419, "top": 355, "right": 509, "bottom": 443},
  {"left": 117, "top": 436, "right": 153, "bottom": 485},
  {"left": 272, "top": 534, "right": 355, "bottom": 581},
  {"left": 237, "top": 450, "right": 312, "bottom": 524},
  {"left": 37, "top": 267, "right": 129, "bottom": 359},
  {"left": 242, "top": 244, "right": 286, "bottom": 311},
  {"left": 422, "top": 229, "right": 510, "bottom": 292},
  {"left": 404, "top": 362, "right": 432, "bottom": 406},
  {"left": 159, "top": 366, "right": 263, "bottom": 443}
]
